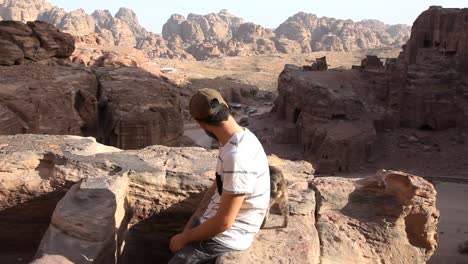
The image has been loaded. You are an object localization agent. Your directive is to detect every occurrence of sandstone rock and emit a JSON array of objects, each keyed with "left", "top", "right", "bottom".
[
  {"left": 93, "top": 51, "right": 141, "bottom": 67},
  {"left": 73, "top": 32, "right": 107, "bottom": 45},
  {"left": 34, "top": 175, "right": 130, "bottom": 264},
  {"left": 273, "top": 37, "right": 302, "bottom": 54},
  {"left": 275, "top": 66, "right": 377, "bottom": 174},
  {"left": 361, "top": 55, "right": 384, "bottom": 70},
  {"left": 234, "top": 23, "right": 274, "bottom": 43},
  {"left": 313, "top": 170, "right": 439, "bottom": 264},
  {"left": 186, "top": 41, "right": 223, "bottom": 60},
  {"left": 0, "top": 1, "right": 411, "bottom": 60},
  {"left": 397, "top": 7, "right": 468, "bottom": 130},
  {"left": 0, "top": 135, "right": 439, "bottom": 263},
  {"left": 0, "top": 104, "right": 28, "bottom": 134},
  {"left": 0, "top": 0, "right": 52, "bottom": 22},
  {"left": 0, "top": 64, "right": 98, "bottom": 135},
  {"left": 0, "top": 20, "right": 74, "bottom": 64},
  {"left": 275, "top": 12, "right": 410, "bottom": 53},
  {"left": 403, "top": 6, "right": 468, "bottom": 72},
  {"left": 94, "top": 67, "right": 184, "bottom": 149},
  {"left": 0, "top": 135, "right": 121, "bottom": 257},
  {"left": 54, "top": 8, "right": 95, "bottom": 36},
  {"left": 159, "top": 9, "right": 410, "bottom": 59},
  {"left": 0, "top": 38, "right": 24, "bottom": 65},
  {"left": 304, "top": 56, "right": 328, "bottom": 71},
  {"left": 218, "top": 215, "right": 319, "bottom": 264},
  {"left": 115, "top": 7, "right": 142, "bottom": 35}
]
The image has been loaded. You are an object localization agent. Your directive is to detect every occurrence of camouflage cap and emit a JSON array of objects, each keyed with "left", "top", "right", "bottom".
[{"left": 189, "top": 88, "right": 228, "bottom": 120}]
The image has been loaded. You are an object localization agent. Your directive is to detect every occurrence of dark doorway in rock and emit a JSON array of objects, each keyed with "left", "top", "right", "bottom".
[
  {"left": 293, "top": 108, "right": 302, "bottom": 124},
  {"left": 419, "top": 124, "right": 434, "bottom": 131}
]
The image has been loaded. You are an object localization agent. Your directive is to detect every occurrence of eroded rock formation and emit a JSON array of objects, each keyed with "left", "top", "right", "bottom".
[
  {"left": 0, "top": 21, "right": 184, "bottom": 149},
  {"left": 94, "top": 67, "right": 184, "bottom": 149},
  {"left": 161, "top": 10, "right": 411, "bottom": 60},
  {"left": 271, "top": 6, "right": 468, "bottom": 174},
  {"left": 0, "top": 135, "right": 438, "bottom": 263},
  {"left": 0, "top": 20, "right": 74, "bottom": 65},
  {"left": 0, "top": 0, "right": 411, "bottom": 60}
]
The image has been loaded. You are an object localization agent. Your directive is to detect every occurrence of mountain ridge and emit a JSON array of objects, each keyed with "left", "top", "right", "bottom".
[{"left": 0, "top": 0, "right": 411, "bottom": 60}]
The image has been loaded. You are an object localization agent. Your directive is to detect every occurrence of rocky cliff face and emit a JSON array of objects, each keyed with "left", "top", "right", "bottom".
[
  {"left": 0, "top": 0, "right": 411, "bottom": 60},
  {"left": 403, "top": 6, "right": 468, "bottom": 73},
  {"left": 161, "top": 10, "right": 411, "bottom": 60},
  {"left": 0, "top": 135, "right": 439, "bottom": 263},
  {"left": 275, "top": 13, "right": 410, "bottom": 52},
  {"left": 272, "top": 6, "right": 468, "bottom": 174},
  {"left": 0, "top": 20, "right": 185, "bottom": 149}
]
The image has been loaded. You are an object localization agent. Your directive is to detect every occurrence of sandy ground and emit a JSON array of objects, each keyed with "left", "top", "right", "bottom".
[
  {"left": 428, "top": 182, "right": 468, "bottom": 264},
  {"left": 157, "top": 49, "right": 401, "bottom": 91}
]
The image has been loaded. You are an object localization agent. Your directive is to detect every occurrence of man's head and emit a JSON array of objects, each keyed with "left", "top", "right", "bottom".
[{"left": 189, "top": 88, "right": 230, "bottom": 139}]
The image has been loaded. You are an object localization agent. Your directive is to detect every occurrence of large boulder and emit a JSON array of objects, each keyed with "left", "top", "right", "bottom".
[
  {"left": 94, "top": 67, "right": 184, "bottom": 149},
  {"left": 0, "top": 135, "right": 121, "bottom": 259},
  {"left": 33, "top": 176, "right": 130, "bottom": 264},
  {"left": 313, "top": 170, "right": 439, "bottom": 264},
  {"left": 0, "top": 20, "right": 75, "bottom": 64}
]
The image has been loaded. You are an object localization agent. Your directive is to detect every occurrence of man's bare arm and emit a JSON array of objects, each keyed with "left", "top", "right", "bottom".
[
  {"left": 183, "top": 181, "right": 216, "bottom": 232},
  {"left": 176, "top": 192, "right": 246, "bottom": 248}
]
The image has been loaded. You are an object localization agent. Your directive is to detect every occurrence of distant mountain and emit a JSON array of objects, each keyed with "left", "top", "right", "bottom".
[{"left": 0, "top": 0, "right": 411, "bottom": 60}]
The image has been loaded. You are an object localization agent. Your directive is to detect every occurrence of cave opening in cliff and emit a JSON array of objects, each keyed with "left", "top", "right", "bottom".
[
  {"left": 294, "top": 108, "right": 302, "bottom": 124},
  {"left": 419, "top": 124, "right": 434, "bottom": 131}
]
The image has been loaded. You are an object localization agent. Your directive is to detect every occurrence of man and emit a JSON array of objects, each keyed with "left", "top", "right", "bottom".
[{"left": 169, "top": 88, "right": 270, "bottom": 264}]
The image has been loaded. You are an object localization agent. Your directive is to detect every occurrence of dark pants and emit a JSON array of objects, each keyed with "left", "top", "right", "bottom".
[{"left": 168, "top": 239, "right": 234, "bottom": 264}]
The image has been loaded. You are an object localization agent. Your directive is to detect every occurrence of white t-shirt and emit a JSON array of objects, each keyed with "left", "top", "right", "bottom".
[{"left": 200, "top": 128, "right": 270, "bottom": 250}]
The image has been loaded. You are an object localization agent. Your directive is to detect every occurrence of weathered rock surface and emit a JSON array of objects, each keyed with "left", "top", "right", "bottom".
[
  {"left": 0, "top": 61, "right": 184, "bottom": 149},
  {"left": 94, "top": 67, "right": 183, "bottom": 149},
  {"left": 0, "top": 0, "right": 52, "bottom": 22},
  {"left": 0, "top": 135, "right": 439, "bottom": 264},
  {"left": 313, "top": 170, "right": 439, "bottom": 264},
  {"left": 0, "top": 64, "right": 98, "bottom": 135},
  {"left": 0, "top": 20, "right": 185, "bottom": 149},
  {"left": 403, "top": 6, "right": 468, "bottom": 72},
  {"left": 33, "top": 176, "right": 130, "bottom": 264},
  {"left": 274, "top": 66, "right": 378, "bottom": 174},
  {"left": 0, "top": 135, "right": 121, "bottom": 258},
  {"left": 71, "top": 44, "right": 163, "bottom": 77},
  {"left": 271, "top": 7, "right": 468, "bottom": 174},
  {"left": 0, "top": 20, "right": 75, "bottom": 65}
]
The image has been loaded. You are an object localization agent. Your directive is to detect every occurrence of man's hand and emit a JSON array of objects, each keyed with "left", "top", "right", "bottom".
[{"left": 170, "top": 233, "right": 188, "bottom": 253}]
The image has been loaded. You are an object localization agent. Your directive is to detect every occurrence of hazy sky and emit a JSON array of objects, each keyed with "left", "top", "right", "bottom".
[{"left": 48, "top": 0, "right": 467, "bottom": 33}]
